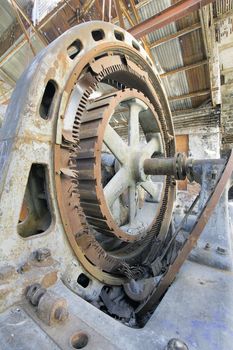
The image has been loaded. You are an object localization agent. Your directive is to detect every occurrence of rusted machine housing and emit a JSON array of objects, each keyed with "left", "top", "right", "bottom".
[{"left": 0, "top": 21, "right": 233, "bottom": 350}]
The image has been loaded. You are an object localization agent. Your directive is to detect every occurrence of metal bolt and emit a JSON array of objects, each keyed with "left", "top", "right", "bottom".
[
  {"left": 216, "top": 246, "right": 227, "bottom": 255},
  {"left": 33, "top": 248, "right": 51, "bottom": 262},
  {"left": 26, "top": 283, "right": 46, "bottom": 306},
  {"left": 17, "top": 262, "right": 30, "bottom": 274},
  {"left": 204, "top": 242, "right": 210, "bottom": 250},
  {"left": 165, "top": 338, "right": 189, "bottom": 350},
  {"left": 211, "top": 170, "right": 217, "bottom": 180},
  {"left": 54, "top": 306, "right": 69, "bottom": 322}
]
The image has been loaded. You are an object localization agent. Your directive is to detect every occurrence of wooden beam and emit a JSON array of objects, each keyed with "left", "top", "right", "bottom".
[
  {"left": 94, "top": 0, "right": 102, "bottom": 20},
  {"left": 63, "top": 0, "right": 77, "bottom": 15},
  {"left": 0, "top": 0, "right": 72, "bottom": 68},
  {"left": 112, "top": 0, "right": 158, "bottom": 24},
  {"left": 109, "top": 0, "right": 112, "bottom": 22},
  {"left": 0, "top": 67, "right": 16, "bottom": 87},
  {"left": 148, "top": 11, "right": 233, "bottom": 50},
  {"left": 114, "top": 0, "right": 125, "bottom": 28},
  {"left": 214, "top": 9, "right": 233, "bottom": 23},
  {"left": 11, "top": 0, "right": 47, "bottom": 45},
  {"left": 10, "top": 0, "right": 36, "bottom": 56},
  {"left": 102, "top": 0, "right": 106, "bottom": 20},
  {"left": 160, "top": 59, "right": 208, "bottom": 78},
  {"left": 219, "top": 41, "right": 233, "bottom": 51},
  {"left": 119, "top": 0, "right": 153, "bottom": 59},
  {"left": 0, "top": 0, "right": 69, "bottom": 68},
  {"left": 168, "top": 89, "right": 210, "bottom": 102},
  {"left": 128, "top": 0, "right": 215, "bottom": 39},
  {"left": 112, "top": 0, "right": 231, "bottom": 26},
  {"left": 172, "top": 105, "right": 214, "bottom": 116},
  {"left": 35, "top": 1, "right": 68, "bottom": 28},
  {"left": 199, "top": 4, "right": 221, "bottom": 106},
  {"left": 149, "top": 22, "right": 201, "bottom": 49},
  {"left": 80, "top": 0, "right": 96, "bottom": 15},
  {"left": 128, "top": 0, "right": 153, "bottom": 57},
  {"left": 0, "top": 19, "right": 23, "bottom": 58},
  {"left": 0, "top": 36, "right": 26, "bottom": 68},
  {"left": 221, "top": 67, "right": 233, "bottom": 75},
  {"left": 128, "top": 0, "right": 141, "bottom": 23}
]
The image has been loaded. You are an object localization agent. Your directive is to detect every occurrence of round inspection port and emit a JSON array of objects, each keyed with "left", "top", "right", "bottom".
[{"left": 71, "top": 332, "right": 89, "bottom": 349}]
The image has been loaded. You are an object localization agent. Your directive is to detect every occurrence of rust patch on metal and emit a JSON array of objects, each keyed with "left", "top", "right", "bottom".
[{"left": 41, "top": 272, "right": 58, "bottom": 288}]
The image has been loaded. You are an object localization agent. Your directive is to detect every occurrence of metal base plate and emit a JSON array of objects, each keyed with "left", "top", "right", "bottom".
[{"left": 1, "top": 260, "right": 233, "bottom": 350}]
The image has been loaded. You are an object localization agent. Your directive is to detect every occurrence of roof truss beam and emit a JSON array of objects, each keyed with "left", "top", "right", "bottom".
[
  {"left": 160, "top": 59, "right": 208, "bottom": 78},
  {"left": 199, "top": 4, "right": 221, "bottom": 106},
  {"left": 149, "top": 22, "right": 201, "bottom": 49},
  {"left": 168, "top": 89, "right": 210, "bottom": 102},
  {"left": 128, "top": 0, "right": 216, "bottom": 39}
]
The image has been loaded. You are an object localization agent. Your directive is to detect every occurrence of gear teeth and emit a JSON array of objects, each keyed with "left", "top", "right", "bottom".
[{"left": 64, "top": 63, "right": 174, "bottom": 279}]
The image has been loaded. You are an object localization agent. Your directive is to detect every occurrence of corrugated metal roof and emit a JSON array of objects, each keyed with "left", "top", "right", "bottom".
[
  {"left": 174, "top": 7, "right": 210, "bottom": 108},
  {"left": 0, "top": 0, "right": 39, "bottom": 104},
  {"left": 139, "top": 0, "right": 192, "bottom": 110},
  {"left": 32, "top": 0, "right": 63, "bottom": 25},
  {"left": 1, "top": 0, "right": 231, "bottom": 112},
  {"left": 214, "top": 0, "right": 233, "bottom": 15},
  {"left": 0, "top": 1, "right": 15, "bottom": 35},
  {"left": 1, "top": 35, "right": 44, "bottom": 82},
  {"left": 0, "top": 0, "right": 33, "bottom": 33}
]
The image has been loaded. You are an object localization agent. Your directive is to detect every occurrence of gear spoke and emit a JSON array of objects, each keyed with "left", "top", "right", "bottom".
[
  {"left": 142, "top": 133, "right": 163, "bottom": 157},
  {"left": 129, "top": 184, "right": 138, "bottom": 224},
  {"left": 104, "top": 124, "right": 128, "bottom": 164},
  {"left": 128, "top": 103, "right": 141, "bottom": 147},
  {"left": 140, "top": 180, "right": 163, "bottom": 203},
  {"left": 104, "top": 167, "right": 130, "bottom": 208}
]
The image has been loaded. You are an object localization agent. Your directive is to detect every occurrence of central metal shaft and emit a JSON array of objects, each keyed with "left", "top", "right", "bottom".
[
  {"left": 143, "top": 153, "right": 225, "bottom": 183},
  {"left": 143, "top": 153, "right": 187, "bottom": 180}
]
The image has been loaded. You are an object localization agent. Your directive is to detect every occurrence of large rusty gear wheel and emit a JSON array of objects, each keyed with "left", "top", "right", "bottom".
[
  {"left": 53, "top": 22, "right": 176, "bottom": 284},
  {"left": 78, "top": 89, "right": 166, "bottom": 242}
]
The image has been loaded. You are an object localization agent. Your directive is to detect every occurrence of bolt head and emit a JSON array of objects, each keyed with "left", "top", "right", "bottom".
[
  {"left": 216, "top": 246, "right": 227, "bottom": 255},
  {"left": 54, "top": 307, "right": 69, "bottom": 322},
  {"left": 165, "top": 338, "right": 189, "bottom": 350},
  {"left": 33, "top": 248, "right": 51, "bottom": 262}
]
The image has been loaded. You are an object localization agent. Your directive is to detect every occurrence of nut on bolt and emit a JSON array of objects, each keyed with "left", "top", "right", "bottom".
[
  {"left": 211, "top": 169, "right": 218, "bottom": 180},
  {"left": 37, "top": 291, "right": 69, "bottom": 325},
  {"left": 165, "top": 338, "right": 189, "bottom": 350},
  {"left": 216, "top": 246, "right": 227, "bottom": 255},
  {"left": 26, "top": 283, "right": 46, "bottom": 306},
  {"left": 54, "top": 306, "right": 69, "bottom": 322},
  {"left": 26, "top": 283, "right": 69, "bottom": 325},
  {"left": 204, "top": 242, "right": 210, "bottom": 250}
]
